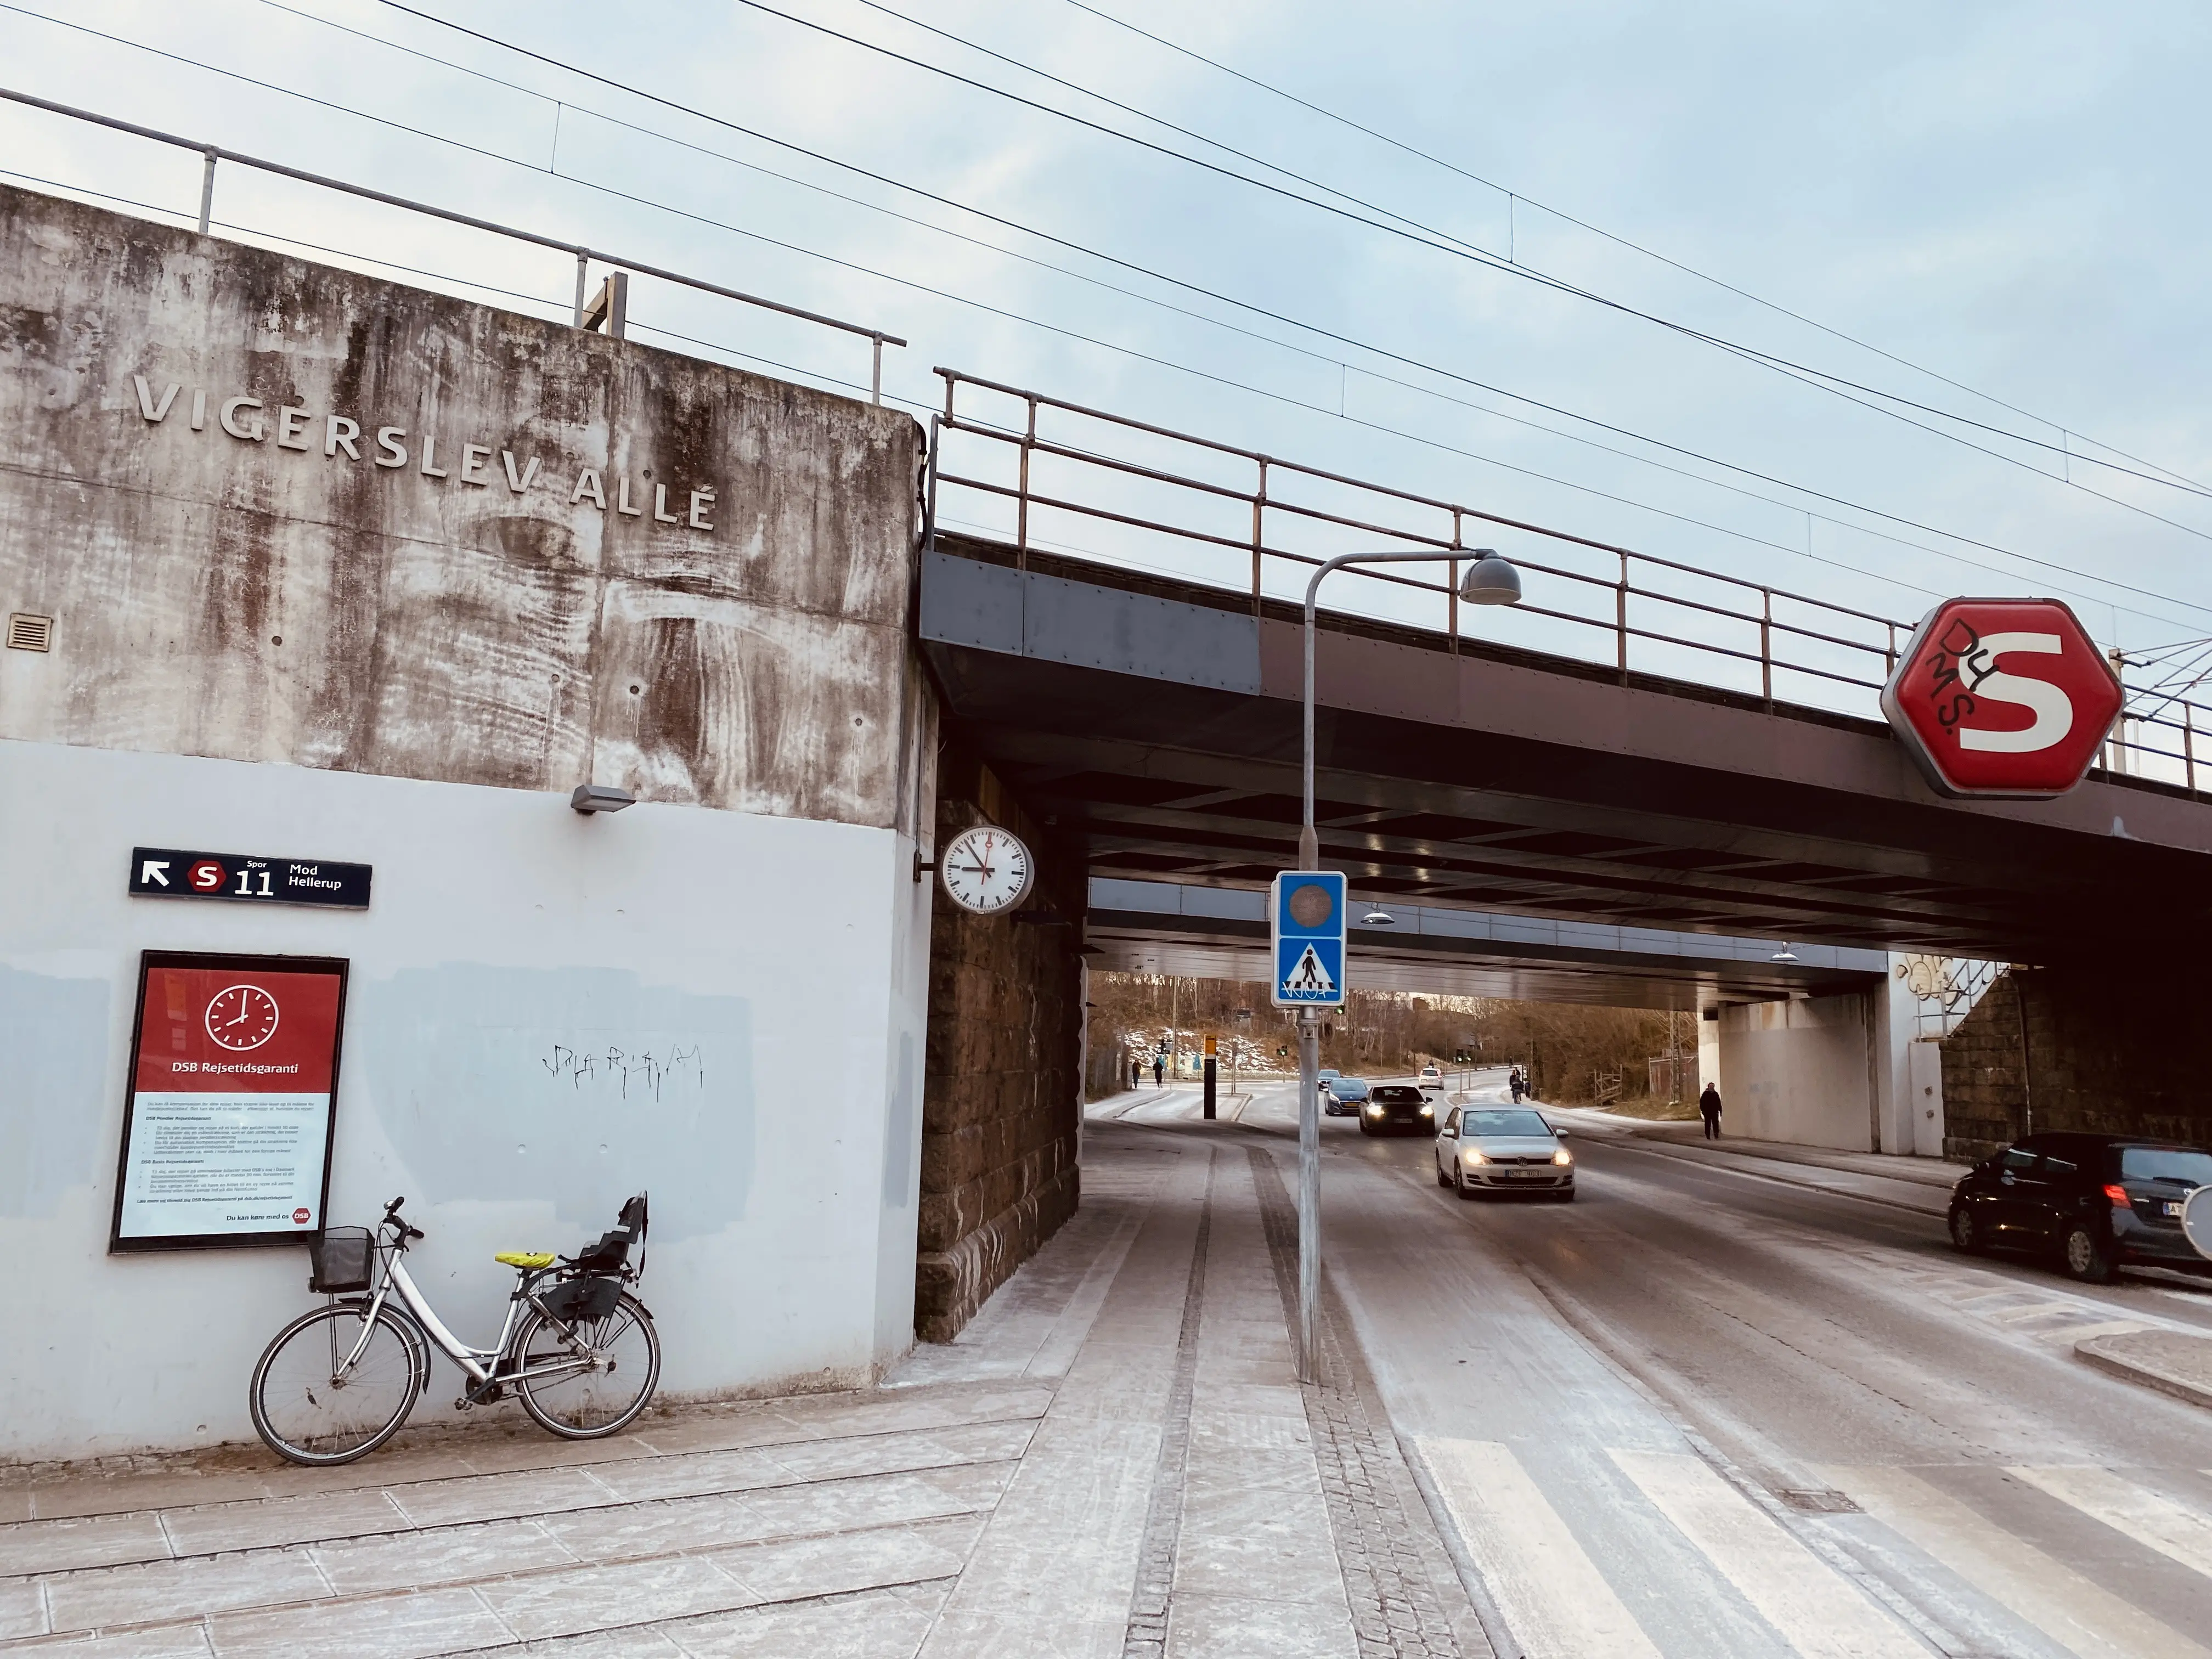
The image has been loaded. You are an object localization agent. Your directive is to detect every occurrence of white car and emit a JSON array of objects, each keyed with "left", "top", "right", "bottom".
[
  {"left": 1418, "top": 1065, "right": 1442, "bottom": 1084},
  {"left": 1435, "top": 1104, "right": 1574, "bottom": 1200}
]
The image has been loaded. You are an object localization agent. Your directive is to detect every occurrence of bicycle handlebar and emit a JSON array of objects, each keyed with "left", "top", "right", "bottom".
[{"left": 382, "top": 1196, "right": 425, "bottom": 1242}]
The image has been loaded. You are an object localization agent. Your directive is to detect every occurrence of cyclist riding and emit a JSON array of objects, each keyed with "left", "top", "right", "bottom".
[{"left": 249, "top": 1193, "right": 659, "bottom": 1466}]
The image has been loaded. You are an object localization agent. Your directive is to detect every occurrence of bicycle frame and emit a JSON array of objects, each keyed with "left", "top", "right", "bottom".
[{"left": 336, "top": 1226, "right": 602, "bottom": 1393}]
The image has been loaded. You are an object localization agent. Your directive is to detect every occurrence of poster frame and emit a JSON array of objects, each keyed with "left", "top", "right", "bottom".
[{"left": 109, "top": 949, "right": 351, "bottom": 1254}]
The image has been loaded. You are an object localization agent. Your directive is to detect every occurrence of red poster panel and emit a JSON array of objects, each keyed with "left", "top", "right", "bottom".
[{"left": 111, "top": 952, "right": 350, "bottom": 1251}]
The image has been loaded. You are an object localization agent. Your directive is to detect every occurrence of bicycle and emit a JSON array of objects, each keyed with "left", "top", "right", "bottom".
[{"left": 249, "top": 1193, "right": 660, "bottom": 1466}]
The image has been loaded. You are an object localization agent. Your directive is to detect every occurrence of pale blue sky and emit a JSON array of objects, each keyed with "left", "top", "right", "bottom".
[{"left": 6, "top": 1, "right": 2209, "bottom": 703}]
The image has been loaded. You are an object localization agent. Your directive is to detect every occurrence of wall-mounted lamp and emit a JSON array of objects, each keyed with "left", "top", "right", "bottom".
[
  {"left": 1770, "top": 945, "right": 1799, "bottom": 963},
  {"left": 1363, "top": 909, "right": 1397, "bottom": 927},
  {"left": 571, "top": 784, "right": 636, "bottom": 814}
]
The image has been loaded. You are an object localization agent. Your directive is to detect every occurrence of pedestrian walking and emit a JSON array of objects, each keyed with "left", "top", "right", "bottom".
[
  {"left": 1153, "top": 1054, "right": 1165, "bottom": 1088},
  {"left": 1509, "top": 1066, "right": 1526, "bottom": 1104},
  {"left": 1699, "top": 1081, "right": 1723, "bottom": 1139},
  {"left": 1130, "top": 1059, "right": 1141, "bottom": 1091}
]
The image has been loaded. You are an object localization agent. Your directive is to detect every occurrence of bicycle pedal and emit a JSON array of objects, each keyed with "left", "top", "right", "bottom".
[{"left": 453, "top": 1397, "right": 471, "bottom": 1412}]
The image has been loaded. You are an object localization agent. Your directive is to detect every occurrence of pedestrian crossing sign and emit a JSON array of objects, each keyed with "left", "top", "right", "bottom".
[{"left": 1271, "top": 870, "right": 1347, "bottom": 1008}]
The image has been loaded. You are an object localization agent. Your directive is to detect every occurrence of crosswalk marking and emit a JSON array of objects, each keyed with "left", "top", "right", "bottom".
[
  {"left": 1826, "top": 1465, "right": 2212, "bottom": 1659},
  {"left": 1610, "top": 1451, "right": 1926, "bottom": 1658},
  {"left": 2010, "top": 1465, "right": 2212, "bottom": 1581},
  {"left": 1419, "top": 1438, "right": 1663, "bottom": 1659}
]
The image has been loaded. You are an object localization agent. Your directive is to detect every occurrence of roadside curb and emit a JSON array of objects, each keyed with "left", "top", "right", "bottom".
[{"left": 2074, "top": 1329, "right": 2212, "bottom": 1410}]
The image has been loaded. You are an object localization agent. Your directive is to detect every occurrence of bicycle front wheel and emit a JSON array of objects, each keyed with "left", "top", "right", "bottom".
[
  {"left": 250, "top": 1303, "right": 425, "bottom": 1465},
  {"left": 513, "top": 1291, "right": 661, "bottom": 1439}
]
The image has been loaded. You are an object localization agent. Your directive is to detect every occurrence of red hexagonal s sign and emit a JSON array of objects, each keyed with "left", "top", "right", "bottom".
[{"left": 1881, "top": 597, "right": 2121, "bottom": 798}]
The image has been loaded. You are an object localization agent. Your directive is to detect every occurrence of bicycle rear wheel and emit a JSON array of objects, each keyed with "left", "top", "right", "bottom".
[
  {"left": 513, "top": 1292, "right": 661, "bottom": 1439},
  {"left": 250, "top": 1303, "right": 425, "bottom": 1465}
]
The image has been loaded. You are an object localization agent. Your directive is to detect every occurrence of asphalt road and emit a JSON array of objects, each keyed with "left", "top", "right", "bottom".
[{"left": 1217, "top": 1068, "right": 2212, "bottom": 1658}]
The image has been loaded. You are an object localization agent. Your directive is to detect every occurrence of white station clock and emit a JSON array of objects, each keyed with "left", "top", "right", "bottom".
[{"left": 938, "top": 825, "right": 1034, "bottom": 915}]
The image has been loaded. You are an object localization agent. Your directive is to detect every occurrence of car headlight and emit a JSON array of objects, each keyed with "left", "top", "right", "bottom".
[
  {"left": 1463, "top": 1149, "right": 1488, "bottom": 1165},
  {"left": 1419, "top": 1103, "right": 1434, "bottom": 1115},
  {"left": 1553, "top": 1149, "right": 1573, "bottom": 1166},
  {"left": 1365, "top": 1104, "right": 1383, "bottom": 1116}
]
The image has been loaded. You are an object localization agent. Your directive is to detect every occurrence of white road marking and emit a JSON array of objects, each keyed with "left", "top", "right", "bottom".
[
  {"left": 1827, "top": 1465, "right": 2212, "bottom": 1659},
  {"left": 1418, "top": 1438, "right": 1661, "bottom": 1659},
  {"left": 2010, "top": 1465, "right": 2212, "bottom": 1581},
  {"left": 1610, "top": 1451, "right": 1926, "bottom": 1658}
]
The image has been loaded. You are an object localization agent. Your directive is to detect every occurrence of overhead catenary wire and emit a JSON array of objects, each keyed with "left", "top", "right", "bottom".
[
  {"left": 273, "top": 5, "right": 2212, "bottom": 625},
  {"left": 237, "top": 0, "right": 2208, "bottom": 607},
  {"left": 719, "top": 0, "right": 2212, "bottom": 516},
  {"left": 8, "top": 3, "right": 2209, "bottom": 636},
  {"left": 1059, "top": 0, "right": 2209, "bottom": 498}
]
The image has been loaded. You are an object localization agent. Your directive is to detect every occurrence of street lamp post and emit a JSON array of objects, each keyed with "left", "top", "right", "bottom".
[{"left": 1293, "top": 547, "right": 1521, "bottom": 1383}]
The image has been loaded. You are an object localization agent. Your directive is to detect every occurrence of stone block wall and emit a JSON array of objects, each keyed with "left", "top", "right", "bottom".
[
  {"left": 913, "top": 743, "right": 1084, "bottom": 1341},
  {"left": 1939, "top": 964, "right": 2212, "bottom": 1160}
]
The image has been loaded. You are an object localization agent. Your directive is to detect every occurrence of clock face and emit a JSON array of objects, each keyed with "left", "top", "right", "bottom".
[
  {"left": 205, "top": 984, "right": 281, "bottom": 1052},
  {"left": 939, "top": 825, "right": 1034, "bottom": 915}
]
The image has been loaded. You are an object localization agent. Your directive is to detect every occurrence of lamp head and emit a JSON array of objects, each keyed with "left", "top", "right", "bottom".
[
  {"left": 571, "top": 783, "right": 637, "bottom": 814},
  {"left": 1459, "top": 550, "right": 1522, "bottom": 607}
]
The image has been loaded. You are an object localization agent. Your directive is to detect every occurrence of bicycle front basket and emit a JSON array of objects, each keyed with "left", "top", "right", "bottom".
[{"left": 307, "top": 1227, "right": 374, "bottom": 1294}]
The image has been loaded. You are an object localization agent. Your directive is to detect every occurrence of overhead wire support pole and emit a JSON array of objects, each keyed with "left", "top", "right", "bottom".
[
  {"left": 0, "top": 87, "right": 905, "bottom": 373},
  {"left": 196, "top": 146, "right": 215, "bottom": 236}
]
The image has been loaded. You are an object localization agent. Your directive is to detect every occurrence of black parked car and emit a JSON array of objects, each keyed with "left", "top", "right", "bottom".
[
  {"left": 1357, "top": 1084, "right": 1436, "bottom": 1137},
  {"left": 1949, "top": 1133, "right": 2212, "bottom": 1283}
]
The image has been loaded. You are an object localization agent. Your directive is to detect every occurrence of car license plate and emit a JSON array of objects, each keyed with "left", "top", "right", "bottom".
[
  {"left": 1508, "top": 1170, "right": 1543, "bottom": 1180},
  {"left": 2165, "top": 1200, "right": 2185, "bottom": 1217}
]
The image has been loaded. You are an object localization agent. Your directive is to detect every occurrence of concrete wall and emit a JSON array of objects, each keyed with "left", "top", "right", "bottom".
[
  {"left": 1714, "top": 992, "right": 1878, "bottom": 1152},
  {"left": 0, "top": 183, "right": 916, "bottom": 822},
  {"left": 1906, "top": 1040, "right": 1947, "bottom": 1159},
  {"left": 0, "top": 185, "right": 935, "bottom": 1458},
  {"left": 1938, "top": 965, "right": 2212, "bottom": 1160},
  {"left": 914, "top": 746, "right": 1084, "bottom": 1343}
]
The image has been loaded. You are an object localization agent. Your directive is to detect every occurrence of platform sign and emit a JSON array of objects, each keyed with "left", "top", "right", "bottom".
[
  {"left": 1880, "top": 598, "right": 2121, "bottom": 799},
  {"left": 110, "top": 952, "right": 349, "bottom": 1252},
  {"left": 129, "top": 847, "right": 372, "bottom": 909},
  {"left": 1271, "top": 871, "right": 1347, "bottom": 1008}
]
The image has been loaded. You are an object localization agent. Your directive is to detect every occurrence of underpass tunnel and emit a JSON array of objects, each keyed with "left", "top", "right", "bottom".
[{"left": 1080, "top": 874, "right": 1921, "bottom": 1157}]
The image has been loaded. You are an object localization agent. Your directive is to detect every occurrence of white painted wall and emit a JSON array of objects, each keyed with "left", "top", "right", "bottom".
[
  {"left": 1906, "top": 1040, "right": 1948, "bottom": 1158},
  {"left": 0, "top": 737, "right": 932, "bottom": 1462},
  {"left": 1714, "top": 993, "right": 1876, "bottom": 1151}
]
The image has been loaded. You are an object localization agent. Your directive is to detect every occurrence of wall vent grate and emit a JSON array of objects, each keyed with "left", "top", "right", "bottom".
[{"left": 7, "top": 612, "right": 53, "bottom": 652}]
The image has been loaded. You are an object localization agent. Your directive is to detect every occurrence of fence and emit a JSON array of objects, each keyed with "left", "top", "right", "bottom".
[
  {"left": 1, "top": 87, "right": 905, "bottom": 402},
  {"left": 1897, "top": 956, "right": 2003, "bottom": 1041},
  {"left": 926, "top": 369, "right": 2212, "bottom": 797}
]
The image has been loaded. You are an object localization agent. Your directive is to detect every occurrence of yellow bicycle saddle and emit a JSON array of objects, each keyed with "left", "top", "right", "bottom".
[{"left": 495, "top": 1251, "right": 557, "bottom": 1269}]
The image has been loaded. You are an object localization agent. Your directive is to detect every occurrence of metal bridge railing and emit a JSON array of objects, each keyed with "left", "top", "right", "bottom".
[
  {"left": 928, "top": 368, "right": 2211, "bottom": 800},
  {"left": 1, "top": 87, "right": 906, "bottom": 403}
]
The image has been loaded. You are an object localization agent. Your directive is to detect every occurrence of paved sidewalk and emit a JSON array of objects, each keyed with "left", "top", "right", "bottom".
[
  {"left": 2077, "top": 1328, "right": 2212, "bottom": 1409},
  {"left": 0, "top": 1120, "right": 1483, "bottom": 1657},
  {"left": 1540, "top": 1105, "right": 1965, "bottom": 1216}
]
